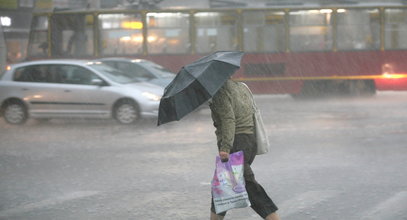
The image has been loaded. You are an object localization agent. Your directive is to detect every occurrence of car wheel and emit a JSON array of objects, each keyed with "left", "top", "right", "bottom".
[
  {"left": 4, "top": 101, "right": 28, "bottom": 124},
  {"left": 114, "top": 100, "right": 139, "bottom": 124}
]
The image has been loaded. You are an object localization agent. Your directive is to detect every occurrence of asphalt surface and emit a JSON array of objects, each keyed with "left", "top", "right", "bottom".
[{"left": 0, "top": 92, "right": 406, "bottom": 220}]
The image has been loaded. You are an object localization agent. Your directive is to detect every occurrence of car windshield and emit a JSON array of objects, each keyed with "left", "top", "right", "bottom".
[
  {"left": 88, "top": 63, "right": 140, "bottom": 84},
  {"left": 138, "top": 60, "right": 176, "bottom": 78}
]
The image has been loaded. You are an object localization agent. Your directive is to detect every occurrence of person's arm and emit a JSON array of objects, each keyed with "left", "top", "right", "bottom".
[{"left": 210, "top": 89, "right": 235, "bottom": 157}]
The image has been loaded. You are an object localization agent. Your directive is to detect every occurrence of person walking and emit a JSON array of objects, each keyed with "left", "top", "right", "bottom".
[{"left": 209, "top": 79, "right": 280, "bottom": 220}]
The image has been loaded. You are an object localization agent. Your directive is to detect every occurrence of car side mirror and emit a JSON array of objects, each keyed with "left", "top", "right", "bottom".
[{"left": 91, "top": 78, "right": 104, "bottom": 86}]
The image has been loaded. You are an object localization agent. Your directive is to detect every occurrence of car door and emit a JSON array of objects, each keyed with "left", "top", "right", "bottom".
[
  {"left": 12, "top": 64, "right": 67, "bottom": 117},
  {"left": 54, "top": 64, "right": 120, "bottom": 118}
]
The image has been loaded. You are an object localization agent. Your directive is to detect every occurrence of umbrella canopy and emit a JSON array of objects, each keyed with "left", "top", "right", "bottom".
[{"left": 157, "top": 51, "right": 244, "bottom": 126}]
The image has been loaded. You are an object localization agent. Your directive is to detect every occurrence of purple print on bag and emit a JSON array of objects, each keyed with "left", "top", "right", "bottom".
[{"left": 211, "top": 151, "right": 251, "bottom": 213}]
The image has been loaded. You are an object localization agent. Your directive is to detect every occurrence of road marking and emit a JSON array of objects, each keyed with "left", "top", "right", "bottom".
[
  {"left": 278, "top": 190, "right": 340, "bottom": 218},
  {"left": 361, "top": 191, "right": 407, "bottom": 220},
  {"left": 0, "top": 191, "right": 100, "bottom": 217}
]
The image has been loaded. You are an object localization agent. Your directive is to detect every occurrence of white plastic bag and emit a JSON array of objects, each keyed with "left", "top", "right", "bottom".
[{"left": 211, "top": 151, "right": 251, "bottom": 214}]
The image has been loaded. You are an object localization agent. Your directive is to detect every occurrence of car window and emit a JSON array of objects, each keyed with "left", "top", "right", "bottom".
[
  {"left": 59, "top": 65, "right": 100, "bottom": 85},
  {"left": 125, "top": 62, "right": 154, "bottom": 79},
  {"left": 14, "top": 65, "right": 50, "bottom": 83},
  {"left": 13, "top": 64, "right": 102, "bottom": 85},
  {"left": 101, "top": 61, "right": 117, "bottom": 68},
  {"left": 88, "top": 63, "right": 139, "bottom": 84},
  {"left": 102, "top": 61, "right": 154, "bottom": 80},
  {"left": 141, "top": 61, "right": 175, "bottom": 78},
  {"left": 47, "top": 65, "right": 68, "bottom": 83}
]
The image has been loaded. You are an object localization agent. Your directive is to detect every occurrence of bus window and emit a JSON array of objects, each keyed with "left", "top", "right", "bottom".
[
  {"left": 146, "top": 12, "right": 190, "bottom": 54},
  {"left": 243, "top": 10, "right": 285, "bottom": 52},
  {"left": 51, "top": 14, "right": 94, "bottom": 57},
  {"left": 27, "top": 15, "right": 48, "bottom": 58},
  {"left": 194, "top": 12, "right": 238, "bottom": 53},
  {"left": 385, "top": 8, "right": 407, "bottom": 50},
  {"left": 337, "top": 8, "right": 380, "bottom": 50},
  {"left": 98, "top": 13, "right": 143, "bottom": 56},
  {"left": 289, "top": 9, "right": 333, "bottom": 52}
]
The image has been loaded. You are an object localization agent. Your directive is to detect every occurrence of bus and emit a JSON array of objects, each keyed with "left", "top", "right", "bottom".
[{"left": 26, "top": 5, "right": 407, "bottom": 96}]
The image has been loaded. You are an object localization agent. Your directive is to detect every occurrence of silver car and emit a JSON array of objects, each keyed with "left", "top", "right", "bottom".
[
  {"left": 0, "top": 59, "right": 163, "bottom": 124},
  {"left": 97, "top": 58, "right": 175, "bottom": 88}
]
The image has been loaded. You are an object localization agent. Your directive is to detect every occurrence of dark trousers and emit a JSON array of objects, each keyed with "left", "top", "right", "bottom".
[{"left": 211, "top": 133, "right": 278, "bottom": 218}]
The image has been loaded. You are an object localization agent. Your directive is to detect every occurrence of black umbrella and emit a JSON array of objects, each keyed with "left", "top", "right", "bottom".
[{"left": 157, "top": 51, "right": 244, "bottom": 126}]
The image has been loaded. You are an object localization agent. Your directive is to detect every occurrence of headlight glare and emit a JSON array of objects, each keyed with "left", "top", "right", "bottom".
[{"left": 142, "top": 92, "right": 161, "bottom": 101}]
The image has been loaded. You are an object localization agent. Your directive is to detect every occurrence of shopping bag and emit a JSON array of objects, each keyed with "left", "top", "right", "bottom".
[
  {"left": 211, "top": 151, "right": 251, "bottom": 214},
  {"left": 241, "top": 82, "right": 270, "bottom": 155}
]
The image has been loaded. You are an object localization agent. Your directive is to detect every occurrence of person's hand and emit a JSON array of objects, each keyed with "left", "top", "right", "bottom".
[{"left": 219, "top": 151, "right": 229, "bottom": 162}]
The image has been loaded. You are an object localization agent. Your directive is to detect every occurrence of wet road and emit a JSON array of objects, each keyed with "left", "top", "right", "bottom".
[{"left": 0, "top": 92, "right": 407, "bottom": 220}]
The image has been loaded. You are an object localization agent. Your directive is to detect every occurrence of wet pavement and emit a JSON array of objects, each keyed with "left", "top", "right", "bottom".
[{"left": 0, "top": 92, "right": 407, "bottom": 219}]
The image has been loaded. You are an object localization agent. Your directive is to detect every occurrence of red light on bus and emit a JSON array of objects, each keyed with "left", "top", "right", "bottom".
[
  {"left": 382, "top": 73, "right": 406, "bottom": 79},
  {"left": 376, "top": 72, "right": 407, "bottom": 90}
]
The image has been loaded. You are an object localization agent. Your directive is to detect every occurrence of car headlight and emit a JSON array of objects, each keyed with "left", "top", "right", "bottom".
[{"left": 142, "top": 92, "right": 161, "bottom": 101}]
